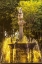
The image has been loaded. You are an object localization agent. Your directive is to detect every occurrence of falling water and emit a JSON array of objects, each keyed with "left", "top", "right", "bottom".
[{"left": 2, "top": 37, "right": 16, "bottom": 63}]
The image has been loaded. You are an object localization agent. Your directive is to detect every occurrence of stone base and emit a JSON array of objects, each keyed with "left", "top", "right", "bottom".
[{"left": 14, "top": 43, "right": 28, "bottom": 63}]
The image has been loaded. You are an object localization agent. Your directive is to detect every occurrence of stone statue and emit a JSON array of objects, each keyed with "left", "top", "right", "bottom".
[
  {"left": 18, "top": 7, "right": 22, "bottom": 14},
  {"left": 18, "top": 7, "right": 23, "bottom": 19}
]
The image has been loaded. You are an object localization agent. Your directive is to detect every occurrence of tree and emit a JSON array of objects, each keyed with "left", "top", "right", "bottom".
[{"left": 0, "top": 0, "right": 20, "bottom": 41}]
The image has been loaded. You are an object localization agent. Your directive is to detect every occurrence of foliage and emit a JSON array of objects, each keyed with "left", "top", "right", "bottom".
[{"left": 0, "top": 0, "right": 20, "bottom": 41}]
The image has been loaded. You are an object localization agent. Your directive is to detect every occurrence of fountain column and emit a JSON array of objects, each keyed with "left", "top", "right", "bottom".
[{"left": 18, "top": 8, "right": 25, "bottom": 39}]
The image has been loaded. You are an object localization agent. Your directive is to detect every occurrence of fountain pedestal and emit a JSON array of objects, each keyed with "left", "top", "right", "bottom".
[
  {"left": 9, "top": 42, "right": 28, "bottom": 63},
  {"left": 15, "top": 43, "right": 28, "bottom": 63}
]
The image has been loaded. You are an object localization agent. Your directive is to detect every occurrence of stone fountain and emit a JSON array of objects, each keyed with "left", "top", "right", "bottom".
[{"left": 8, "top": 8, "right": 28, "bottom": 63}]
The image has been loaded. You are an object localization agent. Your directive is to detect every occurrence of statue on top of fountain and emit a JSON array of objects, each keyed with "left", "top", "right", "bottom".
[
  {"left": 18, "top": 7, "right": 23, "bottom": 14},
  {"left": 18, "top": 7, "right": 23, "bottom": 20}
]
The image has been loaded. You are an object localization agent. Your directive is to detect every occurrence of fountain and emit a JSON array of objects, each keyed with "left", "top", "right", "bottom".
[{"left": 6, "top": 7, "right": 28, "bottom": 63}]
